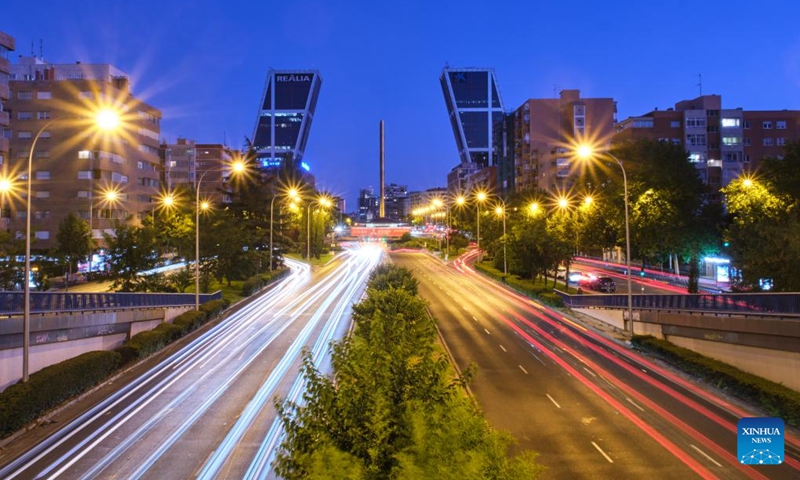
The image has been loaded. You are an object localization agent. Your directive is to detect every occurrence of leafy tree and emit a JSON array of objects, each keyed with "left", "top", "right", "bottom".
[
  {"left": 55, "top": 212, "right": 93, "bottom": 291},
  {"left": 103, "top": 221, "right": 160, "bottom": 291},
  {"left": 0, "top": 229, "right": 24, "bottom": 290}
]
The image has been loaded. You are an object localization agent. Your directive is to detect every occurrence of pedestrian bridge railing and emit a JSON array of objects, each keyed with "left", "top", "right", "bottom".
[
  {"left": 556, "top": 291, "right": 800, "bottom": 318},
  {"left": 0, "top": 291, "right": 222, "bottom": 316}
]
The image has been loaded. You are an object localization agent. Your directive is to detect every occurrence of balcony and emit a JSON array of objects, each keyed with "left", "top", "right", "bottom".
[
  {"left": 0, "top": 56, "right": 9, "bottom": 75},
  {"left": 0, "top": 110, "right": 8, "bottom": 127},
  {"left": 0, "top": 137, "right": 8, "bottom": 153},
  {"left": 0, "top": 84, "right": 9, "bottom": 101}
]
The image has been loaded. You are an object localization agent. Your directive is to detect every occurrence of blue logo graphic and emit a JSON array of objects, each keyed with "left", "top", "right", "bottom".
[{"left": 738, "top": 417, "right": 783, "bottom": 465}]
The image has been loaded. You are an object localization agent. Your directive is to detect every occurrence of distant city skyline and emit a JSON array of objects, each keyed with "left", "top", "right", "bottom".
[{"left": 4, "top": 0, "right": 800, "bottom": 209}]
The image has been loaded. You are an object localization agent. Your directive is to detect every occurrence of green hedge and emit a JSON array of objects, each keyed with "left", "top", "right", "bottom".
[
  {"left": 173, "top": 309, "right": 207, "bottom": 333},
  {"left": 632, "top": 335, "right": 800, "bottom": 427},
  {"left": 0, "top": 350, "right": 121, "bottom": 437},
  {"left": 242, "top": 269, "right": 290, "bottom": 296},
  {"left": 474, "top": 263, "right": 564, "bottom": 308}
]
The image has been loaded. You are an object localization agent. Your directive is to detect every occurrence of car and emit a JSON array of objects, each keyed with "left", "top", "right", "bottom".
[
  {"left": 547, "top": 265, "right": 567, "bottom": 279},
  {"left": 589, "top": 276, "right": 616, "bottom": 293}
]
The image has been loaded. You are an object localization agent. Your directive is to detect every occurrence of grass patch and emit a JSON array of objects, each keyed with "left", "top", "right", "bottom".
[{"left": 286, "top": 252, "right": 335, "bottom": 267}]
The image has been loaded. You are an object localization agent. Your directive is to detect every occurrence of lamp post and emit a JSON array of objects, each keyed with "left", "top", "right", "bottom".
[
  {"left": 578, "top": 146, "right": 633, "bottom": 333},
  {"left": 269, "top": 187, "right": 299, "bottom": 272},
  {"left": 23, "top": 109, "right": 119, "bottom": 382},
  {"left": 0, "top": 177, "right": 10, "bottom": 232},
  {"left": 306, "top": 197, "right": 331, "bottom": 260},
  {"left": 495, "top": 203, "right": 507, "bottom": 276}
]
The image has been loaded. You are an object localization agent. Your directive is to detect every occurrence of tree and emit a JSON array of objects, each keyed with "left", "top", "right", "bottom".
[
  {"left": 103, "top": 221, "right": 160, "bottom": 291},
  {"left": 55, "top": 212, "right": 93, "bottom": 292},
  {"left": 0, "top": 229, "right": 24, "bottom": 290}
]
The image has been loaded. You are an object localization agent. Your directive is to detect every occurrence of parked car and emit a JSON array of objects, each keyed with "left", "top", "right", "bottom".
[
  {"left": 547, "top": 265, "right": 567, "bottom": 279},
  {"left": 589, "top": 276, "right": 616, "bottom": 293}
]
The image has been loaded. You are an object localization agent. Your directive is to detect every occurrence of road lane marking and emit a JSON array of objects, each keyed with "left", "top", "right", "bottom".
[
  {"left": 463, "top": 306, "right": 469, "bottom": 311},
  {"left": 546, "top": 393, "right": 561, "bottom": 409},
  {"left": 518, "top": 365, "right": 528, "bottom": 374},
  {"left": 641, "top": 369, "right": 647, "bottom": 373},
  {"left": 625, "top": 397, "right": 645, "bottom": 412},
  {"left": 484, "top": 328, "right": 491, "bottom": 335},
  {"left": 583, "top": 367, "right": 596, "bottom": 377},
  {"left": 530, "top": 353, "right": 546, "bottom": 366},
  {"left": 499, "top": 345, "right": 506, "bottom": 352},
  {"left": 472, "top": 316, "right": 478, "bottom": 322},
  {"left": 591, "top": 441, "right": 614, "bottom": 463},
  {"left": 552, "top": 345, "right": 562, "bottom": 353},
  {"left": 690, "top": 444, "right": 722, "bottom": 467}
]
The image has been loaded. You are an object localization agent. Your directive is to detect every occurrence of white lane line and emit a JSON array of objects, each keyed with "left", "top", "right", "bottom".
[
  {"left": 499, "top": 345, "right": 506, "bottom": 352},
  {"left": 484, "top": 328, "right": 491, "bottom": 335},
  {"left": 530, "top": 353, "right": 546, "bottom": 366},
  {"left": 463, "top": 306, "right": 469, "bottom": 311},
  {"left": 625, "top": 397, "right": 645, "bottom": 412},
  {"left": 690, "top": 444, "right": 722, "bottom": 467},
  {"left": 546, "top": 393, "right": 561, "bottom": 409},
  {"left": 472, "top": 316, "right": 478, "bottom": 322},
  {"left": 552, "top": 345, "right": 562, "bottom": 353},
  {"left": 583, "top": 367, "right": 597, "bottom": 377},
  {"left": 641, "top": 369, "right": 647, "bottom": 373},
  {"left": 518, "top": 365, "right": 528, "bottom": 374},
  {"left": 591, "top": 441, "right": 614, "bottom": 463}
]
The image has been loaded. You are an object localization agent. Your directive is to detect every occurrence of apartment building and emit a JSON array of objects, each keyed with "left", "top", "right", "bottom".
[
  {"left": 0, "top": 32, "right": 14, "bottom": 231},
  {"left": 508, "top": 89, "right": 616, "bottom": 195},
  {"left": 7, "top": 55, "right": 161, "bottom": 250}
]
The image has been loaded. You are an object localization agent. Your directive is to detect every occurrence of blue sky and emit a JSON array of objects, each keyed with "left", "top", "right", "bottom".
[{"left": 5, "top": 1, "right": 800, "bottom": 210}]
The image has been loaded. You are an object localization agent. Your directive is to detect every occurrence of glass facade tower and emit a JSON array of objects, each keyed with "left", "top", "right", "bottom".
[
  {"left": 252, "top": 69, "right": 322, "bottom": 170},
  {"left": 440, "top": 67, "right": 505, "bottom": 168}
]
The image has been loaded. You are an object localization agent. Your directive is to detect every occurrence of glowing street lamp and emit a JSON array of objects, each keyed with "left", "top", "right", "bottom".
[
  {"left": 495, "top": 203, "right": 507, "bottom": 276},
  {"left": 270, "top": 187, "right": 300, "bottom": 272},
  {"left": 475, "top": 190, "right": 487, "bottom": 254},
  {"left": 578, "top": 144, "right": 633, "bottom": 332},
  {"left": 0, "top": 176, "right": 11, "bottom": 230},
  {"left": 195, "top": 159, "right": 246, "bottom": 310},
  {"left": 307, "top": 196, "right": 332, "bottom": 260},
  {"left": 23, "top": 108, "right": 121, "bottom": 382}
]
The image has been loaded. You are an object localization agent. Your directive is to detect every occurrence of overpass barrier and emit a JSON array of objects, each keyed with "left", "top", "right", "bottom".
[{"left": 0, "top": 291, "right": 222, "bottom": 317}]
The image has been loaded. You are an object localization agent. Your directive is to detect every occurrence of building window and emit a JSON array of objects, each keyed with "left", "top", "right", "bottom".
[
  {"left": 671, "top": 138, "right": 682, "bottom": 145},
  {"left": 707, "top": 110, "right": 719, "bottom": 117},
  {"left": 77, "top": 190, "right": 90, "bottom": 198},
  {"left": 763, "top": 121, "right": 773, "bottom": 129},
  {"left": 35, "top": 191, "right": 50, "bottom": 198},
  {"left": 777, "top": 137, "right": 786, "bottom": 146},
  {"left": 40, "top": 131, "right": 50, "bottom": 139},
  {"left": 685, "top": 117, "right": 707, "bottom": 128},
  {"left": 743, "top": 121, "right": 750, "bottom": 129},
  {"left": 724, "top": 152, "right": 739, "bottom": 162},
  {"left": 77, "top": 171, "right": 92, "bottom": 180},
  {"left": 632, "top": 119, "right": 653, "bottom": 128},
  {"left": 776, "top": 120, "right": 787, "bottom": 130},
  {"left": 744, "top": 138, "right": 751, "bottom": 146},
  {"left": 35, "top": 171, "right": 50, "bottom": 180},
  {"left": 34, "top": 231, "right": 49, "bottom": 240},
  {"left": 17, "top": 91, "right": 33, "bottom": 100},
  {"left": 18, "top": 131, "right": 32, "bottom": 139},
  {"left": 744, "top": 155, "right": 750, "bottom": 163},
  {"left": 722, "top": 136, "right": 741, "bottom": 146},
  {"left": 78, "top": 150, "right": 93, "bottom": 159},
  {"left": 689, "top": 153, "right": 706, "bottom": 163},
  {"left": 721, "top": 118, "right": 740, "bottom": 128},
  {"left": 686, "top": 134, "right": 706, "bottom": 146},
  {"left": 37, "top": 111, "right": 51, "bottom": 120},
  {"left": 34, "top": 211, "right": 50, "bottom": 220},
  {"left": 707, "top": 125, "right": 718, "bottom": 133},
  {"left": 763, "top": 138, "right": 774, "bottom": 146},
  {"left": 35, "top": 151, "right": 49, "bottom": 159},
  {"left": 17, "top": 111, "right": 33, "bottom": 120},
  {"left": 670, "top": 120, "right": 680, "bottom": 128},
  {"left": 36, "top": 91, "right": 52, "bottom": 100},
  {"left": 79, "top": 91, "right": 93, "bottom": 99}
]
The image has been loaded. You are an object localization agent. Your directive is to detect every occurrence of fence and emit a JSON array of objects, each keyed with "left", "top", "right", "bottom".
[{"left": 0, "top": 291, "right": 222, "bottom": 316}]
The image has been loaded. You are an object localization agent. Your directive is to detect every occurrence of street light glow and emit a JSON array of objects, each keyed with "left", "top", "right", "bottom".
[
  {"left": 95, "top": 108, "right": 121, "bottom": 131},
  {"left": 577, "top": 144, "right": 593, "bottom": 159},
  {"left": 558, "top": 197, "right": 569, "bottom": 209}
]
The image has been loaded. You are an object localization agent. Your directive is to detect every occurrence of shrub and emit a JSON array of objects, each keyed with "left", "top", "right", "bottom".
[
  {"left": 242, "top": 275, "right": 263, "bottom": 296},
  {"left": 173, "top": 310, "right": 207, "bottom": 333},
  {"left": 0, "top": 350, "right": 120, "bottom": 437},
  {"left": 200, "top": 298, "right": 230, "bottom": 319},
  {"left": 113, "top": 345, "right": 139, "bottom": 367}
]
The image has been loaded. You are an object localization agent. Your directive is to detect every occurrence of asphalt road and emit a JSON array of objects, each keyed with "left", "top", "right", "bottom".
[
  {"left": 0, "top": 245, "right": 383, "bottom": 479},
  {"left": 391, "top": 251, "right": 800, "bottom": 480}
]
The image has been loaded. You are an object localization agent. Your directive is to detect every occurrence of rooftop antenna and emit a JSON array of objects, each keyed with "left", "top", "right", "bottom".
[
  {"left": 697, "top": 74, "right": 702, "bottom": 96},
  {"left": 30, "top": 41, "right": 34, "bottom": 55},
  {"left": 39, "top": 39, "right": 43, "bottom": 59}
]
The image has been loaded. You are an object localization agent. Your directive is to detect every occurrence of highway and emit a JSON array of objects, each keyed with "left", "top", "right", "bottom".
[
  {"left": 391, "top": 250, "right": 800, "bottom": 480},
  {"left": 0, "top": 244, "right": 383, "bottom": 479}
]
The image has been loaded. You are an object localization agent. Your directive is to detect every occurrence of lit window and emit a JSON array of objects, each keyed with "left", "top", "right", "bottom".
[
  {"left": 78, "top": 150, "right": 92, "bottom": 159},
  {"left": 721, "top": 118, "right": 740, "bottom": 128},
  {"left": 776, "top": 121, "right": 787, "bottom": 130},
  {"left": 722, "top": 136, "right": 741, "bottom": 146},
  {"left": 36, "top": 91, "right": 52, "bottom": 100},
  {"left": 689, "top": 153, "right": 706, "bottom": 163}
]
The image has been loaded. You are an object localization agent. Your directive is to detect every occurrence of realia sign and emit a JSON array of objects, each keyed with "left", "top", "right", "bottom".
[{"left": 276, "top": 74, "right": 312, "bottom": 82}]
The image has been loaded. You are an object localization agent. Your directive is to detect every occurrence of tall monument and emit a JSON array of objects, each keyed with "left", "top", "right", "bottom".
[{"left": 379, "top": 120, "right": 385, "bottom": 219}]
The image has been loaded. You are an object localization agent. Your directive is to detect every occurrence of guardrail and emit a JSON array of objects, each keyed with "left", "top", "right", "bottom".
[
  {"left": 556, "top": 291, "right": 800, "bottom": 317},
  {"left": 0, "top": 291, "right": 222, "bottom": 316}
]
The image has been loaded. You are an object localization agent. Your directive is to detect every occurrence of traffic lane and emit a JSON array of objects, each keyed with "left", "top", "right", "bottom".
[
  {"left": 469, "top": 265, "right": 798, "bottom": 479},
  {"left": 394, "top": 253, "right": 701, "bottom": 479}
]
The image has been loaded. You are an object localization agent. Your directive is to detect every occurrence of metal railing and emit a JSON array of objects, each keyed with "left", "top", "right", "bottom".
[
  {"left": 0, "top": 291, "right": 222, "bottom": 316},
  {"left": 557, "top": 291, "right": 800, "bottom": 317}
]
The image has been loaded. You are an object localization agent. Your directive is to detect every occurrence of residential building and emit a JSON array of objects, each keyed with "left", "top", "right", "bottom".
[
  {"left": 446, "top": 162, "right": 479, "bottom": 194},
  {"left": 407, "top": 187, "right": 447, "bottom": 214},
  {"left": 161, "top": 137, "right": 196, "bottom": 192},
  {"left": 196, "top": 143, "right": 236, "bottom": 205},
  {"left": 0, "top": 31, "right": 14, "bottom": 230},
  {"left": 7, "top": 55, "right": 162, "bottom": 250},
  {"left": 383, "top": 183, "right": 408, "bottom": 221},
  {"left": 357, "top": 188, "right": 379, "bottom": 222},
  {"left": 612, "top": 95, "right": 800, "bottom": 193},
  {"left": 252, "top": 69, "right": 321, "bottom": 174},
  {"left": 511, "top": 89, "right": 616, "bottom": 195}
]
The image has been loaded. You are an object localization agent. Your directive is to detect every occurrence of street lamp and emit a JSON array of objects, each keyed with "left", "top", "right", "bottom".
[
  {"left": 270, "top": 187, "right": 300, "bottom": 272},
  {"left": 578, "top": 145, "right": 633, "bottom": 333},
  {"left": 307, "top": 196, "right": 332, "bottom": 260},
  {"left": 0, "top": 176, "right": 11, "bottom": 231},
  {"left": 23, "top": 108, "right": 120, "bottom": 382},
  {"left": 474, "top": 190, "right": 488, "bottom": 262},
  {"left": 195, "top": 160, "right": 245, "bottom": 310},
  {"left": 495, "top": 203, "right": 507, "bottom": 276}
]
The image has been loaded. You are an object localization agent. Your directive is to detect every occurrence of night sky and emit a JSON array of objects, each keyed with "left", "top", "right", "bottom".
[{"left": 5, "top": 1, "right": 800, "bottom": 210}]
